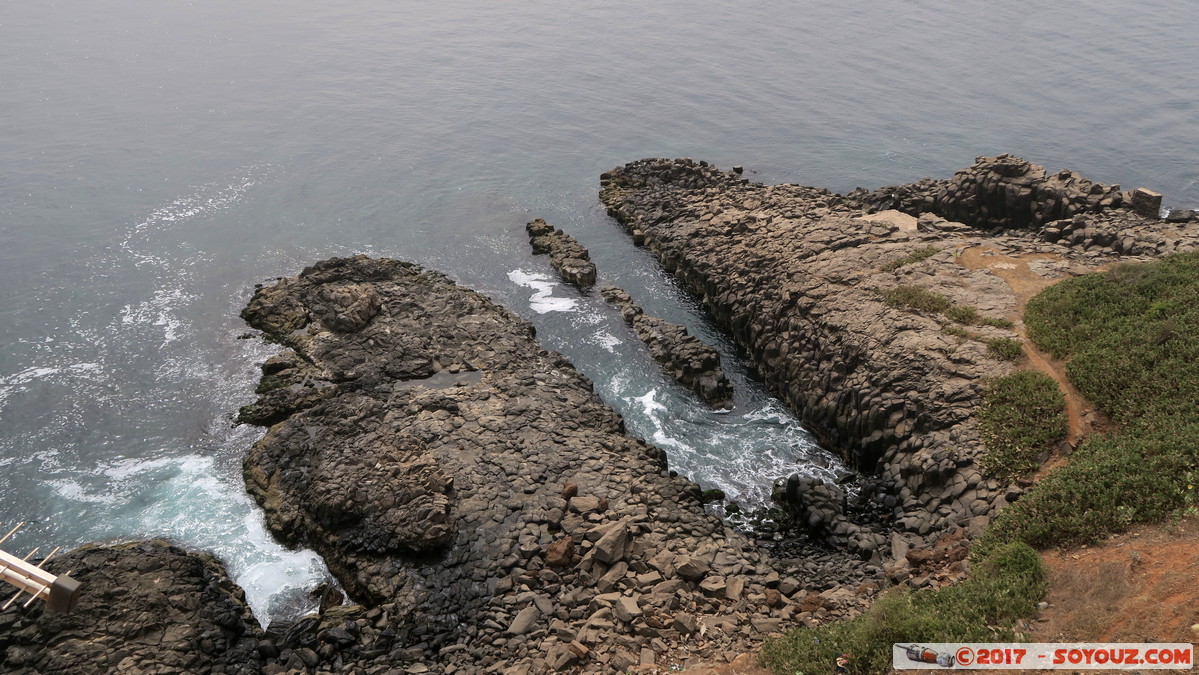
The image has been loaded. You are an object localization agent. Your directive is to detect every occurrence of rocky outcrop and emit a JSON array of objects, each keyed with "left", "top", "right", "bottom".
[
  {"left": 0, "top": 541, "right": 262, "bottom": 675},
  {"left": 846, "top": 153, "right": 1129, "bottom": 230},
  {"left": 600, "top": 155, "right": 1199, "bottom": 560},
  {"left": 236, "top": 255, "right": 881, "bottom": 673},
  {"left": 601, "top": 286, "right": 732, "bottom": 407},
  {"left": 526, "top": 218, "right": 597, "bottom": 288}
]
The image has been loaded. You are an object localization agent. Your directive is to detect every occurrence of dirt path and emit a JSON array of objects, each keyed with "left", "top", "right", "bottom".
[{"left": 955, "top": 246, "right": 1105, "bottom": 446}]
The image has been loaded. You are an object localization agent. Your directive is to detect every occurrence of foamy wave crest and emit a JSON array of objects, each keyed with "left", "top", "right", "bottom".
[
  {"left": 119, "top": 166, "right": 276, "bottom": 266},
  {"left": 507, "top": 269, "right": 578, "bottom": 313},
  {"left": 44, "top": 454, "right": 330, "bottom": 622}
]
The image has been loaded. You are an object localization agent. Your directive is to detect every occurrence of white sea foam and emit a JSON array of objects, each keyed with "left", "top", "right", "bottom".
[
  {"left": 120, "top": 286, "right": 195, "bottom": 348},
  {"left": 507, "top": 269, "right": 577, "bottom": 313},
  {"left": 119, "top": 167, "right": 273, "bottom": 265},
  {"left": 50, "top": 453, "right": 331, "bottom": 623},
  {"left": 632, "top": 388, "right": 668, "bottom": 417},
  {"left": 592, "top": 331, "right": 622, "bottom": 352}
]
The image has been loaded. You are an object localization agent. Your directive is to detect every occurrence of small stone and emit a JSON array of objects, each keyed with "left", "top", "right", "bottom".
[
  {"left": 672, "top": 612, "right": 699, "bottom": 635},
  {"left": 725, "top": 576, "right": 746, "bottom": 601},
  {"left": 675, "top": 555, "right": 710, "bottom": 581},
  {"left": 592, "top": 520, "right": 631, "bottom": 564},
  {"left": 569, "top": 496, "right": 601, "bottom": 513},
  {"left": 545, "top": 536, "right": 576, "bottom": 568},
  {"left": 699, "top": 575, "right": 727, "bottom": 598},
  {"left": 508, "top": 606, "right": 541, "bottom": 635},
  {"left": 613, "top": 596, "right": 643, "bottom": 623},
  {"left": 751, "top": 617, "right": 782, "bottom": 634}
]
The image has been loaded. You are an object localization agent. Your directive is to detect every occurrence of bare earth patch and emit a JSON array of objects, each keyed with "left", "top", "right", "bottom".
[{"left": 968, "top": 516, "right": 1199, "bottom": 674}]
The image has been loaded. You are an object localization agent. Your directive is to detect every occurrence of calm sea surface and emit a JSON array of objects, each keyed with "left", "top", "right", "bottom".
[{"left": 2, "top": 1, "right": 1197, "bottom": 620}]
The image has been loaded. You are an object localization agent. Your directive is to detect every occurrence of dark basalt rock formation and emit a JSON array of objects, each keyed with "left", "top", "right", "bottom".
[
  {"left": 600, "top": 155, "right": 1199, "bottom": 561},
  {"left": 845, "top": 153, "right": 1129, "bottom": 230},
  {"left": 0, "top": 541, "right": 262, "bottom": 675},
  {"left": 601, "top": 286, "right": 732, "bottom": 408},
  {"left": 235, "top": 255, "right": 879, "bottom": 673},
  {"left": 525, "top": 217, "right": 597, "bottom": 288}
]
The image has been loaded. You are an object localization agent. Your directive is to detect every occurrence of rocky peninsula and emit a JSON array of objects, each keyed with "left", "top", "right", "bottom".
[
  {"left": 600, "top": 154, "right": 1199, "bottom": 571},
  {"left": 233, "top": 256, "right": 875, "bottom": 673}
]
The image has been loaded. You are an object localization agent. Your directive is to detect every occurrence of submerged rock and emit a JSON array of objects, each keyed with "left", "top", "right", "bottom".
[{"left": 601, "top": 285, "right": 732, "bottom": 407}]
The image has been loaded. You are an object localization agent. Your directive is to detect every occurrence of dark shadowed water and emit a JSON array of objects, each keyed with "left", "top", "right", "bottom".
[{"left": 2, "top": 1, "right": 1197, "bottom": 620}]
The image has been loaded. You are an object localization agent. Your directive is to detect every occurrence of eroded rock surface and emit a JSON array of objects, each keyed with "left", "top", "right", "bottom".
[
  {"left": 526, "top": 217, "right": 597, "bottom": 288},
  {"left": 601, "top": 286, "right": 732, "bottom": 407},
  {"left": 600, "top": 155, "right": 1199, "bottom": 562},
  {"left": 236, "top": 255, "right": 879, "bottom": 673},
  {"left": 0, "top": 541, "right": 262, "bottom": 675}
]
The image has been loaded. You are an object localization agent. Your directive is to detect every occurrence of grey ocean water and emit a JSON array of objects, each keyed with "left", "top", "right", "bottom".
[{"left": 2, "top": 2, "right": 1197, "bottom": 621}]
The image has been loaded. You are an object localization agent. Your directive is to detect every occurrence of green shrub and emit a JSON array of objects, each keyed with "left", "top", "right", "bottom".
[
  {"left": 978, "top": 371, "right": 1068, "bottom": 478},
  {"left": 942, "top": 324, "right": 969, "bottom": 339},
  {"left": 882, "top": 246, "right": 941, "bottom": 272},
  {"left": 986, "top": 337, "right": 1024, "bottom": 361},
  {"left": 945, "top": 304, "right": 979, "bottom": 325},
  {"left": 980, "top": 316, "right": 1015, "bottom": 329},
  {"left": 880, "top": 285, "right": 953, "bottom": 313},
  {"left": 760, "top": 543, "right": 1045, "bottom": 675}
]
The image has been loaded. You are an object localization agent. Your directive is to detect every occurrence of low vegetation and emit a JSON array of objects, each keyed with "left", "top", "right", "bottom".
[
  {"left": 881, "top": 246, "right": 941, "bottom": 272},
  {"left": 978, "top": 371, "right": 1068, "bottom": 478},
  {"left": 760, "top": 543, "right": 1045, "bottom": 675},
  {"left": 881, "top": 285, "right": 1016, "bottom": 335},
  {"left": 983, "top": 252, "right": 1199, "bottom": 549},
  {"left": 979, "top": 316, "right": 1015, "bottom": 329},
  {"left": 944, "top": 304, "right": 978, "bottom": 325},
  {"left": 986, "top": 337, "right": 1024, "bottom": 361},
  {"left": 880, "top": 285, "right": 953, "bottom": 313}
]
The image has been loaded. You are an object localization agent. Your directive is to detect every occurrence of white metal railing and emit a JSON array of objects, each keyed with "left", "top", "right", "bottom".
[{"left": 0, "top": 522, "right": 81, "bottom": 613}]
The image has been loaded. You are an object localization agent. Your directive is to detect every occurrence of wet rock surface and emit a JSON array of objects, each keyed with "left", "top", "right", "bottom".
[
  {"left": 0, "top": 540, "right": 263, "bottom": 675},
  {"left": 601, "top": 286, "right": 732, "bottom": 408},
  {"left": 233, "top": 255, "right": 881, "bottom": 673},
  {"left": 600, "top": 155, "right": 1199, "bottom": 563},
  {"left": 526, "top": 218, "right": 597, "bottom": 289}
]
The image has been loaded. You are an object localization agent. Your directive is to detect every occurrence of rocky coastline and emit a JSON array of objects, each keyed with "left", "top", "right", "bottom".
[
  {"left": 9, "top": 156, "right": 1198, "bottom": 674},
  {"left": 525, "top": 218, "right": 597, "bottom": 289},
  {"left": 233, "top": 256, "right": 877, "bottom": 673}
]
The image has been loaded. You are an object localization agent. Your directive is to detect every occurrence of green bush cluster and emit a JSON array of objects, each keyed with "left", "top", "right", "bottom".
[
  {"left": 985, "top": 252, "right": 1199, "bottom": 550},
  {"left": 760, "top": 543, "right": 1045, "bottom": 675},
  {"left": 977, "top": 371, "right": 1068, "bottom": 478},
  {"left": 881, "top": 246, "right": 942, "bottom": 272},
  {"left": 986, "top": 337, "right": 1024, "bottom": 361}
]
